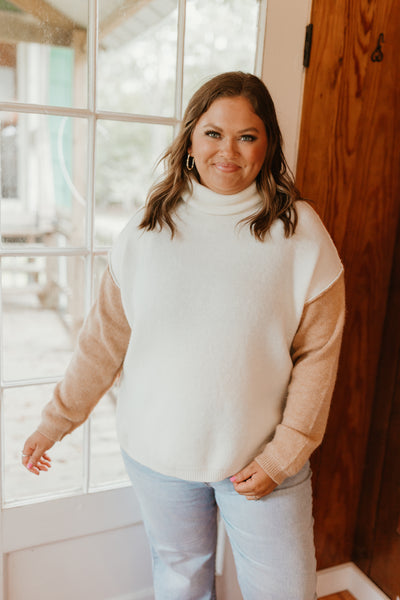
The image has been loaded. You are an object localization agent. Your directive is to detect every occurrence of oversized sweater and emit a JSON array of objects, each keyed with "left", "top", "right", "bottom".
[{"left": 38, "top": 180, "right": 345, "bottom": 484}]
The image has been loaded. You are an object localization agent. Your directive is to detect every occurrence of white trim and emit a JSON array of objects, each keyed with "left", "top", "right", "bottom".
[
  {"left": 0, "top": 247, "right": 89, "bottom": 257},
  {"left": 96, "top": 110, "right": 179, "bottom": 127},
  {"left": 174, "top": 0, "right": 186, "bottom": 122},
  {"left": 1, "top": 376, "right": 61, "bottom": 389},
  {"left": 2, "top": 485, "right": 140, "bottom": 553},
  {"left": 317, "top": 562, "right": 390, "bottom": 600},
  {"left": 0, "top": 101, "right": 92, "bottom": 117},
  {"left": 0, "top": 102, "right": 179, "bottom": 127},
  {"left": 107, "top": 589, "right": 154, "bottom": 600},
  {"left": 254, "top": 0, "right": 268, "bottom": 77},
  {"left": 261, "top": 0, "right": 312, "bottom": 173}
]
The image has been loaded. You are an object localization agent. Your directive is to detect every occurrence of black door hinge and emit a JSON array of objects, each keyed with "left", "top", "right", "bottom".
[{"left": 303, "top": 24, "right": 313, "bottom": 68}]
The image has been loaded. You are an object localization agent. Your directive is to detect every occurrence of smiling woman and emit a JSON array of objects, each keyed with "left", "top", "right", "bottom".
[
  {"left": 140, "top": 71, "right": 300, "bottom": 242},
  {"left": 188, "top": 96, "right": 268, "bottom": 195},
  {"left": 21, "top": 71, "right": 345, "bottom": 599}
]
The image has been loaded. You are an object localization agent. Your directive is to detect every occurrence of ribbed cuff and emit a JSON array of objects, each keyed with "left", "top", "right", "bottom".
[
  {"left": 37, "top": 407, "right": 74, "bottom": 442},
  {"left": 254, "top": 451, "right": 287, "bottom": 485}
]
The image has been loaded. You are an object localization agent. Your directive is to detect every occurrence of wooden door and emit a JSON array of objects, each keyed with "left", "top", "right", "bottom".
[
  {"left": 295, "top": 0, "right": 400, "bottom": 575},
  {"left": 353, "top": 219, "right": 400, "bottom": 599}
]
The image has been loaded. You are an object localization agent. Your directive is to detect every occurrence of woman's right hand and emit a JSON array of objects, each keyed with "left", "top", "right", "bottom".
[{"left": 22, "top": 431, "right": 54, "bottom": 475}]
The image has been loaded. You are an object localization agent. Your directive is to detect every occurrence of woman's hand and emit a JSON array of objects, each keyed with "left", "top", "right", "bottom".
[
  {"left": 230, "top": 460, "right": 278, "bottom": 500},
  {"left": 21, "top": 431, "right": 54, "bottom": 476}
]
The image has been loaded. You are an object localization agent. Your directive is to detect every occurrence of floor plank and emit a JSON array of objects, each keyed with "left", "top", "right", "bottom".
[{"left": 319, "top": 591, "right": 357, "bottom": 600}]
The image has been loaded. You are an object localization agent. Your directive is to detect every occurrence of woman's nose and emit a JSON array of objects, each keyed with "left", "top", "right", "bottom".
[{"left": 220, "top": 137, "right": 238, "bottom": 155}]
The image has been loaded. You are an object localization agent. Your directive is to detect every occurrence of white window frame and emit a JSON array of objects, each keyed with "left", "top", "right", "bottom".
[{"left": 0, "top": 0, "right": 267, "bottom": 510}]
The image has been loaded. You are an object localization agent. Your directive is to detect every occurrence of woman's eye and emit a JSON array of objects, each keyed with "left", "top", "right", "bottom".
[
  {"left": 205, "top": 130, "right": 220, "bottom": 138},
  {"left": 240, "top": 134, "right": 256, "bottom": 142}
]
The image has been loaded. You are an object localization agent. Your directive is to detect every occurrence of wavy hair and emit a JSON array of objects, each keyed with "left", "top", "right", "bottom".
[{"left": 139, "top": 71, "right": 300, "bottom": 240}]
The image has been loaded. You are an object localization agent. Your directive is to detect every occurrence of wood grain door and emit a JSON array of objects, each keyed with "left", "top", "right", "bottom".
[
  {"left": 354, "top": 220, "right": 400, "bottom": 599},
  {"left": 295, "top": 0, "right": 400, "bottom": 580}
]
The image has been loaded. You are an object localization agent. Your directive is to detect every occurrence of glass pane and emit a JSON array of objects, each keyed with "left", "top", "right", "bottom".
[
  {"left": 89, "top": 255, "right": 128, "bottom": 489},
  {"left": 1, "top": 113, "right": 87, "bottom": 248},
  {"left": 183, "top": 0, "right": 259, "bottom": 107},
  {"left": 0, "top": 1, "right": 88, "bottom": 107},
  {"left": 98, "top": 0, "right": 178, "bottom": 116},
  {"left": 3, "top": 385, "right": 84, "bottom": 505},
  {"left": 95, "top": 120, "right": 173, "bottom": 246},
  {"left": 1, "top": 255, "right": 85, "bottom": 381},
  {"left": 90, "top": 386, "right": 129, "bottom": 490}
]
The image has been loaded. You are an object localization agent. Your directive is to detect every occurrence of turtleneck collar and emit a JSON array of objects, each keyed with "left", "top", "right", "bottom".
[{"left": 183, "top": 179, "right": 262, "bottom": 216}]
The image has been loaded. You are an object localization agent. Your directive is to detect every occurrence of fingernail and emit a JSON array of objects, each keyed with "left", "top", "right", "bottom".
[
  {"left": 27, "top": 462, "right": 33, "bottom": 469},
  {"left": 230, "top": 476, "right": 236, "bottom": 482}
]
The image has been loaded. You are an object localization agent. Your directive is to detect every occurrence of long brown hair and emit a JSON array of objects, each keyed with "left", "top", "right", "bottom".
[{"left": 139, "top": 71, "right": 300, "bottom": 240}]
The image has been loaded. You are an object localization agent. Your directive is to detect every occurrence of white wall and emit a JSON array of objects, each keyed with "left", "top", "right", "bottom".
[
  {"left": 262, "top": 0, "right": 313, "bottom": 173},
  {"left": 7, "top": 525, "right": 153, "bottom": 600}
]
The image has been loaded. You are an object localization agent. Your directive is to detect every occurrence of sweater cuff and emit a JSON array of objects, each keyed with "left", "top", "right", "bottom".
[
  {"left": 37, "top": 401, "right": 75, "bottom": 442},
  {"left": 254, "top": 450, "right": 288, "bottom": 485}
]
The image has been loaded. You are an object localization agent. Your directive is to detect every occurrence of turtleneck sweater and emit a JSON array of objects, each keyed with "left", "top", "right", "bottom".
[
  {"left": 186, "top": 180, "right": 261, "bottom": 215},
  {"left": 38, "top": 181, "right": 345, "bottom": 484}
]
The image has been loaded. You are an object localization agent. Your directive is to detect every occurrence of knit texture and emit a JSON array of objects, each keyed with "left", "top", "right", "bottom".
[
  {"left": 108, "top": 181, "right": 344, "bottom": 481},
  {"left": 38, "top": 181, "right": 345, "bottom": 483}
]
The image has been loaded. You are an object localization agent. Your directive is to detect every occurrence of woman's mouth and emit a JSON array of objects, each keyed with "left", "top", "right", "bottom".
[{"left": 214, "top": 162, "right": 241, "bottom": 173}]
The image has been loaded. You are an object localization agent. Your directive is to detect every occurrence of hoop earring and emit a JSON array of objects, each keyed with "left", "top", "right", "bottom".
[{"left": 186, "top": 154, "right": 195, "bottom": 171}]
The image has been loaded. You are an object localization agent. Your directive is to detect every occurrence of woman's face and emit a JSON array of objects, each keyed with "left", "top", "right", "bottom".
[{"left": 188, "top": 96, "right": 268, "bottom": 195}]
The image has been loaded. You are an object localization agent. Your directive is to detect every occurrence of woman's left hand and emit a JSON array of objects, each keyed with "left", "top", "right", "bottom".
[{"left": 230, "top": 460, "right": 278, "bottom": 500}]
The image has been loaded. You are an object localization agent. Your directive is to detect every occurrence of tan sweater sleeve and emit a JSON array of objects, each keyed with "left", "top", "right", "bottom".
[
  {"left": 37, "top": 266, "right": 131, "bottom": 442},
  {"left": 255, "top": 270, "right": 345, "bottom": 484}
]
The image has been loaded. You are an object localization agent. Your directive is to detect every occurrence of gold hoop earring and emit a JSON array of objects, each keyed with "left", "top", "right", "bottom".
[{"left": 186, "top": 154, "right": 195, "bottom": 171}]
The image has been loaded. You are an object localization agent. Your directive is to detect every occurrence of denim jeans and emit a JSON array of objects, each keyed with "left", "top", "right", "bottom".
[{"left": 122, "top": 450, "right": 317, "bottom": 600}]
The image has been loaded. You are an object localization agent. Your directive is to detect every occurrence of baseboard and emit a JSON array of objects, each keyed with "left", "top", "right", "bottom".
[
  {"left": 108, "top": 588, "right": 154, "bottom": 600},
  {"left": 109, "top": 562, "right": 389, "bottom": 600},
  {"left": 317, "top": 562, "right": 390, "bottom": 600}
]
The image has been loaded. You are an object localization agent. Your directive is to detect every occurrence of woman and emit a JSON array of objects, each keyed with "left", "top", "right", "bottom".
[{"left": 22, "top": 72, "right": 345, "bottom": 600}]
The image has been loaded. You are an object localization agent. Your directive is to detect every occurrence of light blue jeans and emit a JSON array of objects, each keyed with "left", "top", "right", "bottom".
[{"left": 122, "top": 450, "right": 317, "bottom": 600}]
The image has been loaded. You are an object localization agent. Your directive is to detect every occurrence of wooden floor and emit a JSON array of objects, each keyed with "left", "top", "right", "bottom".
[{"left": 319, "top": 592, "right": 357, "bottom": 600}]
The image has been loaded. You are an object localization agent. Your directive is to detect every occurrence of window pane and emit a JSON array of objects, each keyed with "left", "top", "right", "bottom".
[
  {"left": 1, "top": 255, "right": 85, "bottom": 381},
  {"left": 95, "top": 120, "right": 173, "bottom": 246},
  {"left": 89, "top": 387, "right": 128, "bottom": 490},
  {"left": 89, "top": 255, "right": 128, "bottom": 489},
  {"left": 0, "top": 2, "right": 88, "bottom": 107},
  {"left": 3, "top": 385, "right": 84, "bottom": 505},
  {"left": 183, "top": 0, "right": 259, "bottom": 106},
  {"left": 98, "top": 0, "right": 178, "bottom": 116},
  {"left": 0, "top": 113, "right": 87, "bottom": 248}
]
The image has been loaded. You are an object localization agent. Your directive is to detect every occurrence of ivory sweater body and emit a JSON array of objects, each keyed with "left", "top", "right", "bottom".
[{"left": 107, "top": 181, "right": 344, "bottom": 482}]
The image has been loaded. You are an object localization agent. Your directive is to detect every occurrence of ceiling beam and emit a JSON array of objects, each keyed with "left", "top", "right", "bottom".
[
  {"left": 7, "top": 0, "right": 82, "bottom": 31},
  {"left": 0, "top": 10, "right": 73, "bottom": 46},
  {"left": 99, "top": 0, "right": 153, "bottom": 39}
]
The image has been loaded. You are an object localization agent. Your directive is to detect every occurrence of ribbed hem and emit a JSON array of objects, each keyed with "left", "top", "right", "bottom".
[{"left": 120, "top": 446, "right": 236, "bottom": 483}]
